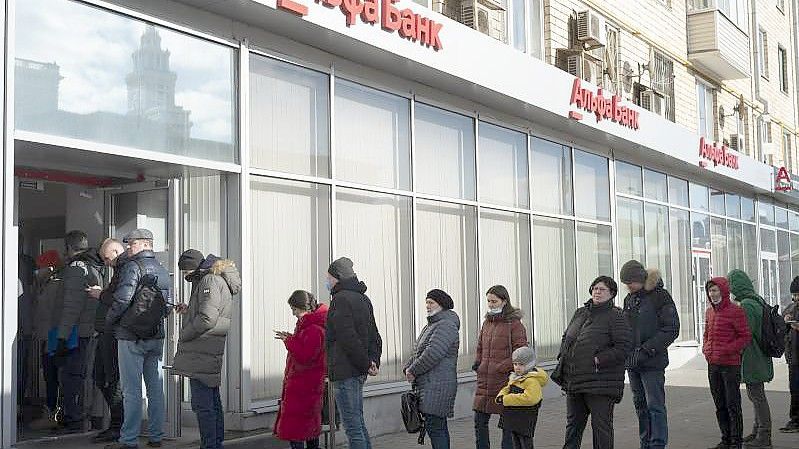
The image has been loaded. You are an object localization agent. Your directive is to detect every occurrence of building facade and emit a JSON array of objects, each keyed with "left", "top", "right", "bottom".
[{"left": 3, "top": 0, "right": 799, "bottom": 446}]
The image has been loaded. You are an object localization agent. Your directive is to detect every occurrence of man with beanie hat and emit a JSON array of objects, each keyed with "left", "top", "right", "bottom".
[
  {"left": 324, "top": 257, "right": 382, "bottom": 449},
  {"left": 496, "top": 346, "right": 547, "bottom": 449},
  {"left": 780, "top": 276, "right": 799, "bottom": 433},
  {"left": 621, "top": 260, "right": 680, "bottom": 449}
]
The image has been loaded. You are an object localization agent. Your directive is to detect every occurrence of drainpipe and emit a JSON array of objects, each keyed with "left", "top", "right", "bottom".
[{"left": 750, "top": 0, "right": 768, "bottom": 163}]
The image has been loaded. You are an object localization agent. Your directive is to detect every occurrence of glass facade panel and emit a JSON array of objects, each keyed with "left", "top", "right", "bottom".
[
  {"left": 668, "top": 176, "right": 689, "bottom": 207},
  {"left": 778, "top": 230, "right": 792, "bottom": 309},
  {"left": 574, "top": 150, "right": 610, "bottom": 221},
  {"left": 479, "top": 209, "right": 533, "bottom": 342},
  {"left": 644, "top": 169, "right": 668, "bottom": 202},
  {"left": 616, "top": 161, "right": 643, "bottom": 196},
  {"left": 760, "top": 201, "right": 775, "bottom": 226},
  {"left": 334, "top": 80, "right": 411, "bottom": 189},
  {"left": 790, "top": 211, "right": 799, "bottom": 231},
  {"left": 727, "top": 221, "right": 744, "bottom": 272},
  {"left": 692, "top": 212, "right": 711, "bottom": 250},
  {"left": 711, "top": 217, "right": 728, "bottom": 278},
  {"left": 249, "top": 178, "right": 331, "bottom": 400},
  {"left": 250, "top": 56, "right": 329, "bottom": 176},
  {"left": 532, "top": 217, "right": 576, "bottom": 360},
  {"left": 576, "top": 223, "right": 613, "bottom": 300},
  {"left": 690, "top": 183, "right": 709, "bottom": 211},
  {"left": 416, "top": 200, "right": 479, "bottom": 370},
  {"left": 530, "top": 137, "right": 573, "bottom": 215},
  {"left": 669, "top": 208, "right": 695, "bottom": 342},
  {"left": 336, "top": 189, "right": 414, "bottom": 383},
  {"left": 710, "top": 189, "right": 725, "bottom": 215},
  {"left": 791, "top": 234, "right": 799, "bottom": 284},
  {"left": 776, "top": 207, "right": 790, "bottom": 229},
  {"left": 645, "top": 203, "right": 671, "bottom": 286},
  {"left": 741, "top": 196, "right": 756, "bottom": 222},
  {"left": 415, "top": 104, "right": 476, "bottom": 200},
  {"left": 15, "top": 0, "right": 236, "bottom": 161},
  {"left": 725, "top": 193, "right": 741, "bottom": 218},
  {"left": 743, "top": 223, "right": 759, "bottom": 285},
  {"left": 478, "top": 122, "right": 529, "bottom": 207},
  {"left": 617, "top": 198, "right": 646, "bottom": 265},
  {"left": 761, "top": 228, "right": 777, "bottom": 253}
]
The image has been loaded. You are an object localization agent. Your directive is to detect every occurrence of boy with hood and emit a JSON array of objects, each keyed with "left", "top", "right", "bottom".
[
  {"left": 703, "top": 277, "right": 751, "bottom": 449},
  {"left": 727, "top": 269, "right": 774, "bottom": 449},
  {"left": 496, "top": 346, "right": 548, "bottom": 449}
]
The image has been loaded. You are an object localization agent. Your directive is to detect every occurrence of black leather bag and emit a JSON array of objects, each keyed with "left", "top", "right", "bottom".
[{"left": 400, "top": 388, "right": 426, "bottom": 444}]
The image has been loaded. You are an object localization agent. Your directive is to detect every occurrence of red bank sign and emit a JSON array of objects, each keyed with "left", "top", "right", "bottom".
[
  {"left": 277, "top": 0, "right": 444, "bottom": 50},
  {"left": 775, "top": 166, "right": 793, "bottom": 192},
  {"left": 568, "top": 78, "right": 640, "bottom": 130},
  {"left": 698, "top": 137, "right": 739, "bottom": 170}
]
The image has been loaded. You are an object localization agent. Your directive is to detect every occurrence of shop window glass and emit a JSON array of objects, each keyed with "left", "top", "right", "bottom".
[
  {"left": 727, "top": 221, "right": 744, "bottom": 272},
  {"left": 743, "top": 223, "right": 759, "bottom": 285},
  {"left": 249, "top": 177, "right": 331, "bottom": 400},
  {"left": 710, "top": 189, "right": 725, "bottom": 215},
  {"left": 791, "top": 211, "right": 799, "bottom": 231},
  {"left": 334, "top": 80, "right": 411, "bottom": 189},
  {"left": 415, "top": 104, "right": 476, "bottom": 200},
  {"left": 478, "top": 122, "right": 529, "bottom": 208},
  {"left": 725, "top": 193, "right": 741, "bottom": 218},
  {"left": 759, "top": 201, "right": 775, "bottom": 226},
  {"left": 336, "top": 188, "right": 413, "bottom": 383},
  {"left": 616, "top": 161, "right": 643, "bottom": 196},
  {"left": 15, "top": 0, "right": 236, "bottom": 162},
  {"left": 690, "top": 183, "right": 709, "bottom": 211},
  {"left": 691, "top": 212, "right": 711, "bottom": 250},
  {"left": 250, "top": 56, "right": 329, "bottom": 176},
  {"left": 576, "top": 223, "right": 613, "bottom": 300},
  {"left": 530, "top": 137, "right": 573, "bottom": 215},
  {"left": 617, "top": 198, "right": 646, "bottom": 265},
  {"left": 643, "top": 169, "right": 668, "bottom": 202},
  {"left": 416, "top": 200, "right": 479, "bottom": 370},
  {"left": 776, "top": 207, "right": 789, "bottom": 229},
  {"left": 645, "top": 204, "right": 671, "bottom": 286},
  {"left": 532, "top": 217, "right": 576, "bottom": 360},
  {"left": 778, "top": 230, "right": 792, "bottom": 309},
  {"left": 669, "top": 208, "right": 695, "bottom": 342},
  {"left": 574, "top": 150, "right": 610, "bottom": 221},
  {"left": 711, "top": 217, "right": 728, "bottom": 278},
  {"left": 479, "top": 209, "right": 533, "bottom": 342},
  {"left": 761, "top": 228, "right": 777, "bottom": 253},
  {"left": 668, "top": 176, "right": 689, "bottom": 207},
  {"left": 741, "top": 196, "right": 756, "bottom": 222}
]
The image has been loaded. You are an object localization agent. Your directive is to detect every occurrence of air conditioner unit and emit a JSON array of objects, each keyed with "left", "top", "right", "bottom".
[
  {"left": 560, "top": 50, "right": 602, "bottom": 85},
  {"left": 577, "top": 9, "right": 607, "bottom": 49},
  {"left": 461, "top": 0, "right": 504, "bottom": 41},
  {"left": 640, "top": 90, "right": 667, "bottom": 117},
  {"left": 729, "top": 134, "right": 745, "bottom": 153}
]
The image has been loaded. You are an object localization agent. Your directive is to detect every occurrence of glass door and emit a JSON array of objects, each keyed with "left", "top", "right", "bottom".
[
  {"left": 761, "top": 256, "right": 779, "bottom": 306},
  {"left": 692, "top": 251, "right": 711, "bottom": 343}
]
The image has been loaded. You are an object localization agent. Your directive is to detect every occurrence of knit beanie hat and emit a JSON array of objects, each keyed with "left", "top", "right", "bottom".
[
  {"left": 791, "top": 276, "right": 799, "bottom": 294},
  {"left": 178, "top": 249, "right": 204, "bottom": 271},
  {"left": 426, "top": 289, "right": 454, "bottom": 310},
  {"left": 620, "top": 260, "right": 647, "bottom": 284},
  {"left": 328, "top": 257, "right": 356, "bottom": 280},
  {"left": 512, "top": 346, "right": 537, "bottom": 374}
]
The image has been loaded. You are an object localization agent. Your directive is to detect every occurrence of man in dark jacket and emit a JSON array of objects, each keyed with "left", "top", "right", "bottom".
[
  {"left": 325, "top": 257, "right": 382, "bottom": 449},
  {"left": 55, "top": 230, "right": 104, "bottom": 434},
  {"left": 85, "top": 238, "right": 127, "bottom": 443},
  {"left": 779, "top": 276, "right": 799, "bottom": 433},
  {"left": 621, "top": 260, "right": 680, "bottom": 449},
  {"left": 104, "top": 229, "right": 172, "bottom": 449}
]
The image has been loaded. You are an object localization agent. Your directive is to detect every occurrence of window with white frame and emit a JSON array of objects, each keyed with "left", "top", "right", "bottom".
[
  {"left": 777, "top": 0, "right": 785, "bottom": 14},
  {"left": 779, "top": 45, "right": 789, "bottom": 93},
  {"left": 759, "top": 28, "right": 769, "bottom": 78},
  {"left": 528, "top": 0, "right": 544, "bottom": 59},
  {"left": 696, "top": 80, "right": 715, "bottom": 139},
  {"left": 784, "top": 130, "right": 793, "bottom": 172}
]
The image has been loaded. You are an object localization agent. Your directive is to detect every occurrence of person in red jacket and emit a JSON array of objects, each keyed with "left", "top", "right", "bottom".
[
  {"left": 274, "top": 290, "right": 329, "bottom": 449},
  {"left": 703, "top": 277, "right": 752, "bottom": 449}
]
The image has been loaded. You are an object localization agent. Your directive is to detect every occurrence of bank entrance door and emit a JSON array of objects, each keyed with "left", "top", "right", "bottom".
[
  {"left": 761, "top": 255, "right": 779, "bottom": 306},
  {"left": 692, "top": 251, "right": 711, "bottom": 343}
]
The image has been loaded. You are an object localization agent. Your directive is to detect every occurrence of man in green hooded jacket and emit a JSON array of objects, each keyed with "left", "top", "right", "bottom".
[{"left": 728, "top": 270, "right": 773, "bottom": 449}]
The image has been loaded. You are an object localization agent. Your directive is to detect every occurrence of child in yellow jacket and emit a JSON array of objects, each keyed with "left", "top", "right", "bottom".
[{"left": 496, "top": 346, "right": 548, "bottom": 449}]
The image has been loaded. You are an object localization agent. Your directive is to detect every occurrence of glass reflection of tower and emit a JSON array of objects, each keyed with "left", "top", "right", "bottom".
[{"left": 126, "top": 26, "right": 191, "bottom": 149}]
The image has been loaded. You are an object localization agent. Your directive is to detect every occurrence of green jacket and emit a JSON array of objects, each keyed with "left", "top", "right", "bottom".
[{"left": 727, "top": 270, "right": 774, "bottom": 383}]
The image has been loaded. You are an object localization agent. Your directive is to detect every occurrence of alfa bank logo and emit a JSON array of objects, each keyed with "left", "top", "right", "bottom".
[
  {"left": 277, "top": 0, "right": 444, "bottom": 51},
  {"left": 568, "top": 78, "right": 640, "bottom": 131}
]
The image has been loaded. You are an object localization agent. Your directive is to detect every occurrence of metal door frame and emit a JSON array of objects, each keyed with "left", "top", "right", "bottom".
[
  {"left": 760, "top": 253, "right": 779, "bottom": 306},
  {"left": 692, "top": 249, "right": 711, "bottom": 343}
]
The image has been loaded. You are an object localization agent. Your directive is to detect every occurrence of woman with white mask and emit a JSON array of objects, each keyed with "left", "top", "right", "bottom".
[{"left": 472, "top": 285, "right": 528, "bottom": 449}]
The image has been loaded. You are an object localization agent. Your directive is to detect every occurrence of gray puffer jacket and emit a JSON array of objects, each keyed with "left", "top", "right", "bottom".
[
  {"left": 172, "top": 258, "right": 241, "bottom": 388},
  {"left": 404, "top": 309, "right": 460, "bottom": 418}
]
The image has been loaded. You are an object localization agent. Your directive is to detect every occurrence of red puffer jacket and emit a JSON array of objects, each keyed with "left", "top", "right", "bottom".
[
  {"left": 274, "top": 304, "right": 328, "bottom": 442},
  {"left": 703, "top": 277, "right": 751, "bottom": 366}
]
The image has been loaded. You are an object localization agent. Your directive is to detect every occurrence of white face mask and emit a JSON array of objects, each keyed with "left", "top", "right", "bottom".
[
  {"left": 488, "top": 307, "right": 503, "bottom": 315},
  {"left": 427, "top": 305, "right": 443, "bottom": 317}
]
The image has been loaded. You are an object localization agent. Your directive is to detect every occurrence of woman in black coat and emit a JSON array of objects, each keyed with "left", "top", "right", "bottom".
[{"left": 557, "top": 276, "right": 632, "bottom": 449}]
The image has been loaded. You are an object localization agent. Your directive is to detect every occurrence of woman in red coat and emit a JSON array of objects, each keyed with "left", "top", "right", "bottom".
[
  {"left": 274, "top": 290, "right": 329, "bottom": 449},
  {"left": 703, "top": 277, "right": 751, "bottom": 449}
]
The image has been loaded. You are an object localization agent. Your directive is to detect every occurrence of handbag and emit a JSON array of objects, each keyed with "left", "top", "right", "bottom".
[{"left": 400, "top": 386, "right": 426, "bottom": 444}]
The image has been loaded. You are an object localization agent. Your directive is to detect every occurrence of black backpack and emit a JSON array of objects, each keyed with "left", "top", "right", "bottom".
[
  {"left": 119, "top": 260, "right": 168, "bottom": 339},
  {"left": 757, "top": 298, "right": 786, "bottom": 358}
]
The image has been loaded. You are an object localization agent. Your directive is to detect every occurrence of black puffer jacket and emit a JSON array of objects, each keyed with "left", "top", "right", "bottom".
[
  {"left": 325, "top": 277, "right": 382, "bottom": 382},
  {"left": 95, "top": 253, "right": 129, "bottom": 333},
  {"left": 785, "top": 302, "right": 799, "bottom": 366},
  {"left": 60, "top": 249, "right": 104, "bottom": 338},
  {"left": 559, "top": 299, "right": 632, "bottom": 401},
  {"left": 622, "top": 269, "right": 680, "bottom": 371}
]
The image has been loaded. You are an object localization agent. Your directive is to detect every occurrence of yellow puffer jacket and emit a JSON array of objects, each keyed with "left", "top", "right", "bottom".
[{"left": 496, "top": 367, "right": 548, "bottom": 406}]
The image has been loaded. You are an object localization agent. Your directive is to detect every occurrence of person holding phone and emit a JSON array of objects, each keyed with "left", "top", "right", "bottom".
[{"left": 781, "top": 277, "right": 799, "bottom": 434}]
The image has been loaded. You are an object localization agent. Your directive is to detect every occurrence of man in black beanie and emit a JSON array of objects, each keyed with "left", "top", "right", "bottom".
[
  {"left": 324, "top": 257, "right": 382, "bottom": 449},
  {"left": 781, "top": 276, "right": 799, "bottom": 433},
  {"left": 620, "top": 260, "right": 680, "bottom": 449}
]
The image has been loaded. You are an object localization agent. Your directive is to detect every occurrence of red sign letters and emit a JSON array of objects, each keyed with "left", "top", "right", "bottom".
[
  {"left": 277, "top": 0, "right": 444, "bottom": 51},
  {"left": 698, "top": 137, "right": 739, "bottom": 170},
  {"left": 568, "top": 78, "right": 640, "bottom": 130},
  {"left": 775, "top": 166, "right": 793, "bottom": 192}
]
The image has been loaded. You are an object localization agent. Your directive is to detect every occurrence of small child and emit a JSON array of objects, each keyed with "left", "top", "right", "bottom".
[{"left": 496, "top": 346, "right": 548, "bottom": 449}]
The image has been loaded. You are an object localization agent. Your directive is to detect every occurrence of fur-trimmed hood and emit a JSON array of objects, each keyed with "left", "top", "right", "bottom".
[
  {"left": 485, "top": 304, "right": 524, "bottom": 322},
  {"left": 644, "top": 269, "right": 664, "bottom": 292},
  {"left": 186, "top": 257, "right": 241, "bottom": 296}
]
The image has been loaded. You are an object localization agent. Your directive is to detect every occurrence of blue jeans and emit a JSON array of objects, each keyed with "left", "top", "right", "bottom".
[
  {"left": 118, "top": 339, "right": 165, "bottom": 446},
  {"left": 628, "top": 369, "right": 667, "bottom": 449},
  {"left": 190, "top": 379, "right": 224, "bottom": 449},
  {"left": 333, "top": 375, "right": 371, "bottom": 449},
  {"left": 424, "top": 414, "right": 450, "bottom": 449},
  {"left": 474, "top": 410, "right": 513, "bottom": 449}
]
